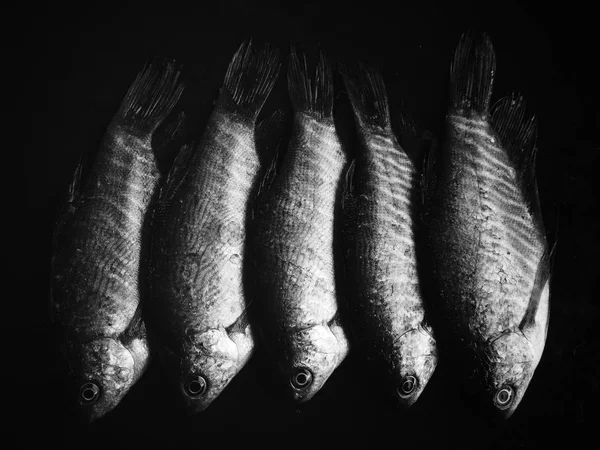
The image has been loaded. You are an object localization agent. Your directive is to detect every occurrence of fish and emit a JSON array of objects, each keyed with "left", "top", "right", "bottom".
[
  {"left": 341, "top": 64, "right": 437, "bottom": 407},
  {"left": 423, "top": 32, "right": 554, "bottom": 419},
  {"left": 252, "top": 48, "right": 350, "bottom": 402},
  {"left": 149, "top": 41, "right": 280, "bottom": 413},
  {"left": 49, "top": 60, "right": 184, "bottom": 422}
]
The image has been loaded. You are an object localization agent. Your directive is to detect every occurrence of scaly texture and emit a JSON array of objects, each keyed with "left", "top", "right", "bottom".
[
  {"left": 51, "top": 60, "right": 183, "bottom": 422},
  {"left": 427, "top": 32, "right": 550, "bottom": 419},
  {"left": 256, "top": 114, "right": 349, "bottom": 402},
  {"left": 150, "top": 41, "right": 280, "bottom": 413},
  {"left": 342, "top": 64, "right": 436, "bottom": 406}
]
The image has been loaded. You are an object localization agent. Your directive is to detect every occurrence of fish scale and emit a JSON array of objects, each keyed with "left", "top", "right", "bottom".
[
  {"left": 444, "top": 121, "right": 544, "bottom": 329},
  {"left": 265, "top": 116, "right": 342, "bottom": 327},
  {"left": 253, "top": 48, "right": 349, "bottom": 403},
  {"left": 342, "top": 62, "right": 438, "bottom": 407},
  {"left": 50, "top": 60, "right": 184, "bottom": 422},
  {"left": 150, "top": 41, "right": 280, "bottom": 413}
]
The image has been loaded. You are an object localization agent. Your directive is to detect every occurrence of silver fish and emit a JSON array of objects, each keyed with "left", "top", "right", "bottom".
[
  {"left": 424, "top": 32, "right": 554, "bottom": 418},
  {"left": 253, "top": 49, "right": 350, "bottom": 402},
  {"left": 341, "top": 64, "right": 437, "bottom": 407},
  {"left": 150, "top": 41, "right": 280, "bottom": 413},
  {"left": 50, "top": 61, "right": 184, "bottom": 422}
]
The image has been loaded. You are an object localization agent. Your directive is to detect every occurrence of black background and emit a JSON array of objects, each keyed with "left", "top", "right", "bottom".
[{"left": 23, "top": 0, "right": 597, "bottom": 445}]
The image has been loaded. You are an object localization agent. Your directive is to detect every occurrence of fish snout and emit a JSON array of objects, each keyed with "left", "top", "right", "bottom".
[
  {"left": 393, "top": 327, "right": 438, "bottom": 407},
  {"left": 77, "top": 338, "right": 136, "bottom": 422},
  {"left": 285, "top": 324, "right": 346, "bottom": 403},
  {"left": 177, "top": 327, "right": 250, "bottom": 413}
]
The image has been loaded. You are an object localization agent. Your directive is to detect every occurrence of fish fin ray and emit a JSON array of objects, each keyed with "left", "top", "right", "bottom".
[
  {"left": 519, "top": 240, "right": 556, "bottom": 332},
  {"left": 121, "top": 302, "right": 146, "bottom": 344},
  {"left": 253, "top": 109, "right": 289, "bottom": 209},
  {"left": 340, "top": 159, "right": 357, "bottom": 275},
  {"left": 116, "top": 59, "right": 185, "bottom": 135},
  {"left": 287, "top": 47, "right": 333, "bottom": 120},
  {"left": 256, "top": 108, "right": 289, "bottom": 166},
  {"left": 153, "top": 110, "right": 187, "bottom": 157},
  {"left": 219, "top": 40, "right": 281, "bottom": 121},
  {"left": 341, "top": 62, "right": 390, "bottom": 130},
  {"left": 490, "top": 94, "right": 543, "bottom": 231},
  {"left": 449, "top": 31, "right": 496, "bottom": 116},
  {"left": 225, "top": 307, "right": 252, "bottom": 336},
  {"left": 341, "top": 158, "right": 356, "bottom": 211},
  {"left": 159, "top": 141, "right": 196, "bottom": 207},
  {"left": 420, "top": 130, "right": 440, "bottom": 210}
]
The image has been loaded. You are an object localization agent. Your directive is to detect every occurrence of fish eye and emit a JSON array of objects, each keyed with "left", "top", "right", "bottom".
[
  {"left": 494, "top": 385, "right": 514, "bottom": 409},
  {"left": 184, "top": 374, "right": 207, "bottom": 398},
  {"left": 398, "top": 375, "right": 418, "bottom": 398},
  {"left": 79, "top": 382, "right": 100, "bottom": 404},
  {"left": 290, "top": 368, "right": 313, "bottom": 391}
]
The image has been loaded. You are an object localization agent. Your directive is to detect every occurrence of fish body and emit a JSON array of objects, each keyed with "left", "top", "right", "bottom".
[
  {"left": 425, "top": 33, "right": 552, "bottom": 418},
  {"left": 253, "top": 50, "right": 349, "bottom": 402},
  {"left": 341, "top": 65, "right": 437, "bottom": 406},
  {"left": 50, "top": 62, "right": 184, "bottom": 422},
  {"left": 150, "top": 42, "right": 280, "bottom": 412}
]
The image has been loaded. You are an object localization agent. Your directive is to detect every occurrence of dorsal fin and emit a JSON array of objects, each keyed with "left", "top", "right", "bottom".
[
  {"left": 252, "top": 108, "right": 289, "bottom": 219},
  {"left": 158, "top": 140, "right": 196, "bottom": 209},
  {"left": 420, "top": 130, "right": 440, "bottom": 212},
  {"left": 340, "top": 159, "right": 358, "bottom": 281},
  {"left": 256, "top": 108, "right": 289, "bottom": 167},
  {"left": 449, "top": 31, "right": 496, "bottom": 117},
  {"left": 392, "top": 108, "right": 432, "bottom": 171},
  {"left": 519, "top": 240, "right": 557, "bottom": 332},
  {"left": 490, "top": 93, "right": 543, "bottom": 232},
  {"left": 341, "top": 158, "right": 356, "bottom": 212},
  {"left": 287, "top": 47, "right": 333, "bottom": 120}
]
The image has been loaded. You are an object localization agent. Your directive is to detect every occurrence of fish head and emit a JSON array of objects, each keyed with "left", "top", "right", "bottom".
[
  {"left": 75, "top": 337, "right": 136, "bottom": 422},
  {"left": 282, "top": 323, "right": 348, "bottom": 403},
  {"left": 168, "top": 326, "right": 253, "bottom": 413},
  {"left": 392, "top": 325, "right": 438, "bottom": 407},
  {"left": 482, "top": 330, "right": 543, "bottom": 419}
]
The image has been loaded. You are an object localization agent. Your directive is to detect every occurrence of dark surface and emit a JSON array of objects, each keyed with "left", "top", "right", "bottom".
[{"left": 23, "top": 0, "right": 596, "bottom": 444}]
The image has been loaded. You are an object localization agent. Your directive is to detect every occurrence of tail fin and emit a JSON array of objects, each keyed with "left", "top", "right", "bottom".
[
  {"left": 341, "top": 62, "right": 391, "bottom": 130},
  {"left": 219, "top": 40, "right": 281, "bottom": 122},
  {"left": 449, "top": 31, "right": 496, "bottom": 117},
  {"left": 117, "top": 59, "right": 185, "bottom": 134},
  {"left": 287, "top": 47, "right": 333, "bottom": 120}
]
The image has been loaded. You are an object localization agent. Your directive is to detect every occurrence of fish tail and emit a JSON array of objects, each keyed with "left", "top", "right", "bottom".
[
  {"left": 287, "top": 47, "right": 333, "bottom": 120},
  {"left": 341, "top": 62, "right": 390, "bottom": 130},
  {"left": 117, "top": 59, "right": 185, "bottom": 134},
  {"left": 449, "top": 31, "right": 496, "bottom": 116},
  {"left": 220, "top": 40, "right": 281, "bottom": 121}
]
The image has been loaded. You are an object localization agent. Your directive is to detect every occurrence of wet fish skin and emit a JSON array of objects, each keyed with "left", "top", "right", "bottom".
[
  {"left": 50, "top": 61, "right": 184, "bottom": 422},
  {"left": 150, "top": 41, "right": 280, "bottom": 413},
  {"left": 254, "top": 49, "right": 349, "bottom": 403},
  {"left": 425, "top": 32, "right": 552, "bottom": 419},
  {"left": 341, "top": 64, "right": 437, "bottom": 407}
]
